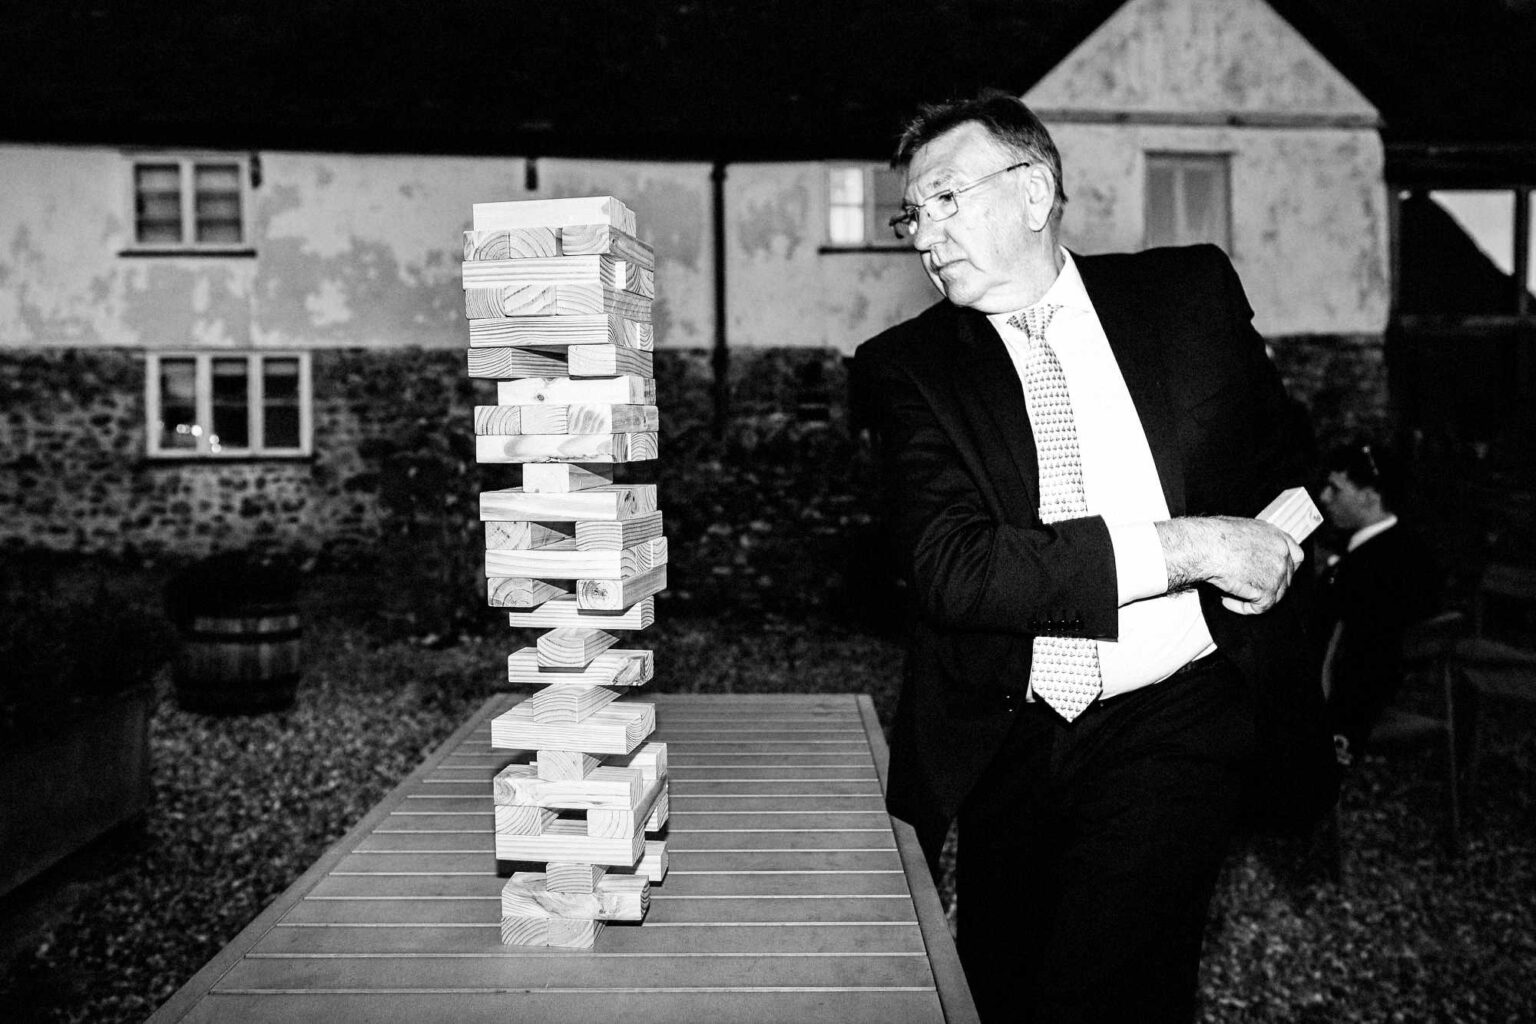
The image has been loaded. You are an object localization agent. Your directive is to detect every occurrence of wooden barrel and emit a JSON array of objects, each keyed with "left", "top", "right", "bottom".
[{"left": 173, "top": 603, "right": 302, "bottom": 714}]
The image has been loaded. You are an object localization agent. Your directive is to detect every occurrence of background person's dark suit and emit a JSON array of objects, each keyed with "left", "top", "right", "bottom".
[
  {"left": 854, "top": 243, "right": 1336, "bottom": 1021},
  {"left": 1320, "top": 523, "right": 1441, "bottom": 757}
]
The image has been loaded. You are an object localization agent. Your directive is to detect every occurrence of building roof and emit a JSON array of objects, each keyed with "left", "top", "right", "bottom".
[{"left": 2, "top": 0, "right": 1532, "bottom": 166}]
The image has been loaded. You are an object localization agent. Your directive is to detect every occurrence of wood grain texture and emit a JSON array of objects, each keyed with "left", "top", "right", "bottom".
[
  {"left": 469, "top": 314, "right": 651, "bottom": 350},
  {"left": 590, "top": 776, "right": 668, "bottom": 839},
  {"left": 610, "top": 740, "right": 668, "bottom": 783},
  {"left": 476, "top": 431, "right": 657, "bottom": 465},
  {"left": 486, "top": 537, "right": 667, "bottom": 580},
  {"left": 480, "top": 485, "right": 657, "bottom": 522},
  {"left": 507, "top": 648, "right": 654, "bottom": 687},
  {"left": 576, "top": 510, "right": 664, "bottom": 551},
  {"left": 558, "top": 223, "right": 656, "bottom": 269},
  {"left": 472, "top": 197, "right": 635, "bottom": 234},
  {"left": 501, "top": 871, "right": 648, "bottom": 922},
  {"left": 491, "top": 700, "right": 655, "bottom": 755},
  {"left": 462, "top": 283, "right": 651, "bottom": 322},
  {"left": 484, "top": 521, "right": 574, "bottom": 550},
  {"left": 461, "top": 254, "right": 630, "bottom": 288},
  {"left": 545, "top": 862, "right": 606, "bottom": 894},
  {"left": 536, "top": 749, "right": 598, "bottom": 781},
  {"left": 486, "top": 576, "right": 571, "bottom": 608},
  {"left": 536, "top": 626, "right": 619, "bottom": 667},
  {"left": 497, "top": 803, "right": 557, "bottom": 836},
  {"left": 493, "top": 762, "right": 644, "bottom": 810},
  {"left": 499, "top": 912, "right": 602, "bottom": 949},
  {"left": 462, "top": 227, "right": 559, "bottom": 261},
  {"left": 494, "top": 816, "right": 644, "bottom": 867},
  {"left": 568, "top": 344, "right": 653, "bottom": 377},
  {"left": 519, "top": 682, "right": 619, "bottom": 724},
  {"left": 508, "top": 403, "right": 660, "bottom": 435},
  {"left": 577, "top": 564, "right": 667, "bottom": 610},
  {"left": 521, "top": 463, "right": 614, "bottom": 493},
  {"left": 498, "top": 375, "right": 655, "bottom": 405},
  {"left": 506, "top": 595, "right": 655, "bottom": 631}
]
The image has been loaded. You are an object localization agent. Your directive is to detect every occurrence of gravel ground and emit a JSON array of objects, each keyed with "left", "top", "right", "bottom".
[{"left": 1, "top": 617, "right": 1532, "bottom": 1023}]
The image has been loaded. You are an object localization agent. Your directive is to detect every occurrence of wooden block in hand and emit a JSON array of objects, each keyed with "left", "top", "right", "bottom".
[{"left": 1257, "top": 486, "right": 1324, "bottom": 543}]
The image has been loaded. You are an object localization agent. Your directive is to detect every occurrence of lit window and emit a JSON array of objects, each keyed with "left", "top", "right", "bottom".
[
  {"left": 1145, "top": 153, "right": 1231, "bottom": 252},
  {"left": 146, "top": 353, "right": 311, "bottom": 457},
  {"left": 129, "top": 156, "right": 249, "bottom": 250},
  {"left": 826, "top": 165, "right": 908, "bottom": 248}
]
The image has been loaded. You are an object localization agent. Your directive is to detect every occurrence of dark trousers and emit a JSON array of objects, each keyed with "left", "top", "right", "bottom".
[{"left": 956, "top": 655, "right": 1254, "bottom": 1024}]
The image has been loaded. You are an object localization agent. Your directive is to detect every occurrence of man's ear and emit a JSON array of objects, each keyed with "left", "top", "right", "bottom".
[{"left": 1024, "top": 165, "right": 1055, "bottom": 232}]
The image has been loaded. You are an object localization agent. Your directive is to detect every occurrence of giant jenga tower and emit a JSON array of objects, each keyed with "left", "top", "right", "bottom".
[{"left": 462, "top": 196, "right": 668, "bottom": 949}]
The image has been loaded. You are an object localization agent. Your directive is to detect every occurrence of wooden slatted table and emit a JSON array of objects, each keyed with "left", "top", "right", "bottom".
[{"left": 148, "top": 693, "right": 977, "bottom": 1023}]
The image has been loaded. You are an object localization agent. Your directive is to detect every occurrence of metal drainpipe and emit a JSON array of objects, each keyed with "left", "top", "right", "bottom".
[{"left": 711, "top": 160, "right": 729, "bottom": 439}]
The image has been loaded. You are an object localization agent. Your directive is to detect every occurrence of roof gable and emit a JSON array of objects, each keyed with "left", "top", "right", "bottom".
[{"left": 1025, "top": 0, "right": 1377, "bottom": 122}]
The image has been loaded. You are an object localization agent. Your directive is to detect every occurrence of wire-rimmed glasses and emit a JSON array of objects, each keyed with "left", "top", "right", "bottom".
[{"left": 888, "top": 160, "right": 1031, "bottom": 239}]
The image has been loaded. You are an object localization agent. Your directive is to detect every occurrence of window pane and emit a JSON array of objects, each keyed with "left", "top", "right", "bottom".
[
  {"left": 158, "top": 358, "right": 198, "bottom": 450},
  {"left": 828, "top": 167, "right": 864, "bottom": 206},
  {"left": 1181, "top": 165, "right": 1220, "bottom": 242},
  {"left": 210, "top": 358, "right": 249, "bottom": 451},
  {"left": 194, "top": 162, "right": 243, "bottom": 244},
  {"left": 262, "top": 358, "right": 301, "bottom": 449},
  {"left": 828, "top": 207, "right": 865, "bottom": 245},
  {"left": 1144, "top": 162, "right": 1177, "bottom": 248},
  {"left": 135, "top": 163, "right": 183, "bottom": 244},
  {"left": 872, "top": 168, "right": 907, "bottom": 238}
]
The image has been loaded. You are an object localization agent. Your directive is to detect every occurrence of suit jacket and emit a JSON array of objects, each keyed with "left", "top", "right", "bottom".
[
  {"left": 1319, "top": 524, "right": 1441, "bottom": 753},
  {"left": 852, "top": 244, "right": 1337, "bottom": 849}
]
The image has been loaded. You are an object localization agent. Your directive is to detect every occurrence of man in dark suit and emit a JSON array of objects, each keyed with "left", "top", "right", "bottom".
[
  {"left": 852, "top": 91, "right": 1336, "bottom": 1023},
  {"left": 1317, "top": 442, "right": 1441, "bottom": 765}
]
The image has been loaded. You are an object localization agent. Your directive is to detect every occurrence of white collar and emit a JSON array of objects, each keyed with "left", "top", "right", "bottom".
[
  {"left": 986, "top": 249, "right": 1092, "bottom": 334},
  {"left": 1347, "top": 513, "right": 1398, "bottom": 553}
]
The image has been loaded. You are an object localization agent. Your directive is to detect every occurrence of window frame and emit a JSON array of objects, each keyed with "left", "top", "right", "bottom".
[
  {"left": 124, "top": 153, "right": 253, "bottom": 254},
  {"left": 822, "top": 163, "right": 910, "bottom": 251},
  {"left": 1142, "top": 151, "right": 1233, "bottom": 254},
  {"left": 1392, "top": 185, "right": 1534, "bottom": 326},
  {"left": 144, "top": 351, "right": 313, "bottom": 459}
]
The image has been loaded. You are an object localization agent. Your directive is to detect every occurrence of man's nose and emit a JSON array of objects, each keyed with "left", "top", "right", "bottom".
[{"left": 910, "top": 210, "right": 945, "bottom": 250}]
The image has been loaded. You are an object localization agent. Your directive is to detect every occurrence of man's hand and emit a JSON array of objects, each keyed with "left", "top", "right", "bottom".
[{"left": 1155, "top": 516, "right": 1304, "bottom": 615}]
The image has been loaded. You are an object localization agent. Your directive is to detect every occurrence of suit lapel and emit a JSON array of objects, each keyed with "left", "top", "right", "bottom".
[
  {"left": 1074, "top": 254, "right": 1187, "bottom": 517},
  {"left": 951, "top": 306, "right": 1040, "bottom": 511}
]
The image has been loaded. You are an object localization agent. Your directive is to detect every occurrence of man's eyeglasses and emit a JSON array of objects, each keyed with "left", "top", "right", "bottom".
[{"left": 888, "top": 160, "right": 1032, "bottom": 239}]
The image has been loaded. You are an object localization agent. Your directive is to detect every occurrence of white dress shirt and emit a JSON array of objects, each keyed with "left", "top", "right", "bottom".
[{"left": 988, "top": 251, "right": 1216, "bottom": 698}]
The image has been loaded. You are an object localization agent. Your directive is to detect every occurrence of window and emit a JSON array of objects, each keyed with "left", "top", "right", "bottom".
[
  {"left": 146, "top": 353, "right": 311, "bottom": 458},
  {"left": 129, "top": 156, "right": 250, "bottom": 250},
  {"left": 1144, "top": 153, "right": 1231, "bottom": 252},
  {"left": 825, "top": 165, "right": 907, "bottom": 248}
]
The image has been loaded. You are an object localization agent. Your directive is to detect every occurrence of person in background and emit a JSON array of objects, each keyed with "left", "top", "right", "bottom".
[{"left": 1316, "top": 441, "right": 1442, "bottom": 766}]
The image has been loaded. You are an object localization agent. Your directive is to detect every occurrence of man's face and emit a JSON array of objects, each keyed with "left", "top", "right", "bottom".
[
  {"left": 1319, "top": 471, "right": 1378, "bottom": 533},
  {"left": 903, "top": 122, "right": 1045, "bottom": 313}
]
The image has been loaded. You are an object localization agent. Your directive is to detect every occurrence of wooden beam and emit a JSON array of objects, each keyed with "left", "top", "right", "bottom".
[
  {"left": 494, "top": 762, "right": 644, "bottom": 810},
  {"left": 506, "top": 595, "right": 655, "bottom": 631},
  {"left": 484, "top": 521, "right": 573, "bottom": 550},
  {"left": 536, "top": 750, "right": 599, "bottom": 782},
  {"left": 558, "top": 224, "right": 656, "bottom": 268},
  {"left": 485, "top": 537, "right": 667, "bottom": 579},
  {"left": 577, "top": 564, "right": 667, "bottom": 610},
  {"left": 465, "top": 224, "right": 655, "bottom": 269},
  {"left": 545, "top": 862, "right": 606, "bottom": 894},
  {"left": 487, "top": 576, "right": 570, "bottom": 608},
  {"left": 494, "top": 816, "right": 644, "bottom": 867},
  {"left": 536, "top": 626, "right": 619, "bottom": 668},
  {"left": 506, "top": 648, "right": 654, "bottom": 687},
  {"left": 462, "top": 282, "right": 651, "bottom": 322},
  {"left": 575, "top": 510, "right": 663, "bottom": 551},
  {"left": 501, "top": 871, "right": 648, "bottom": 922},
  {"left": 518, "top": 683, "right": 619, "bottom": 725},
  {"left": 521, "top": 463, "right": 614, "bottom": 493},
  {"left": 498, "top": 376, "right": 655, "bottom": 406},
  {"left": 491, "top": 700, "right": 655, "bottom": 755},
  {"left": 467, "top": 344, "right": 653, "bottom": 380},
  {"left": 482, "top": 403, "right": 660, "bottom": 435},
  {"left": 480, "top": 484, "right": 657, "bottom": 522},
  {"left": 473, "top": 196, "right": 635, "bottom": 234},
  {"left": 468, "top": 314, "right": 651, "bottom": 350}
]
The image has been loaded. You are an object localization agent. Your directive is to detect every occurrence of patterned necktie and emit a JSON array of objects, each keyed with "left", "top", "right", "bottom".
[{"left": 1009, "top": 304, "right": 1103, "bottom": 720}]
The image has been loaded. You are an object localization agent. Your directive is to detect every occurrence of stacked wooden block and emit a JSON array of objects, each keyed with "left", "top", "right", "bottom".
[{"left": 464, "top": 196, "right": 669, "bottom": 949}]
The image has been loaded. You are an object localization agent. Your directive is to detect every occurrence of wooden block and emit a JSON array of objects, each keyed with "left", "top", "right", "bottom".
[
  {"left": 494, "top": 762, "right": 644, "bottom": 810},
  {"left": 589, "top": 775, "right": 667, "bottom": 839},
  {"left": 495, "top": 817, "right": 643, "bottom": 866},
  {"left": 536, "top": 626, "right": 619, "bottom": 668},
  {"left": 501, "top": 403, "right": 659, "bottom": 435},
  {"left": 463, "top": 283, "right": 651, "bottom": 322},
  {"left": 469, "top": 314, "right": 651, "bottom": 350},
  {"left": 498, "top": 376, "right": 655, "bottom": 406},
  {"left": 610, "top": 741, "right": 668, "bottom": 783},
  {"left": 627, "top": 265, "right": 656, "bottom": 299},
  {"left": 522, "top": 463, "right": 614, "bottom": 493},
  {"left": 475, "top": 431, "right": 657, "bottom": 465},
  {"left": 499, "top": 908, "right": 605, "bottom": 949},
  {"left": 520, "top": 683, "right": 619, "bottom": 724},
  {"left": 548, "top": 917, "right": 603, "bottom": 949},
  {"left": 645, "top": 783, "right": 670, "bottom": 832},
  {"left": 507, "top": 648, "right": 654, "bottom": 688},
  {"left": 1258, "top": 485, "right": 1324, "bottom": 543},
  {"left": 486, "top": 538, "right": 667, "bottom": 580},
  {"left": 576, "top": 510, "right": 664, "bottom": 551},
  {"left": 484, "top": 521, "right": 574, "bottom": 550},
  {"left": 537, "top": 750, "right": 598, "bottom": 781},
  {"left": 499, "top": 914, "right": 554, "bottom": 946},
  {"left": 577, "top": 564, "right": 667, "bottom": 610},
  {"left": 487, "top": 576, "right": 571, "bottom": 608},
  {"left": 473, "top": 197, "right": 635, "bottom": 234},
  {"left": 501, "top": 872, "right": 648, "bottom": 923},
  {"left": 568, "top": 345, "right": 653, "bottom": 378},
  {"left": 507, "top": 595, "right": 655, "bottom": 631},
  {"left": 480, "top": 485, "right": 657, "bottom": 522},
  {"left": 558, "top": 224, "right": 656, "bottom": 269},
  {"left": 463, "top": 227, "right": 559, "bottom": 261},
  {"left": 461, "top": 254, "right": 632, "bottom": 289},
  {"left": 497, "top": 804, "right": 557, "bottom": 836},
  {"left": 492, "top": 700, "right": 655, "bottom": 755},
  {"left": 545, "top": 862, "right": 606, "bottom": 894}
]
